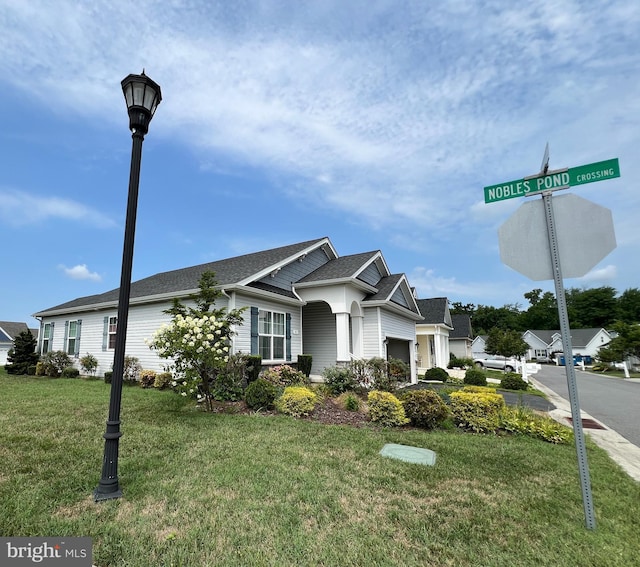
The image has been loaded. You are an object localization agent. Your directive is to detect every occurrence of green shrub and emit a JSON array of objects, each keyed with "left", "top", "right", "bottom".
[
  {"left": 367, "top": 390, "right": 409, "bottom": 427},
  {"left": 449, "top": 391, "right": 505, "bottom": 433},
  {"left": 245, "top": 355, "right": 262, "bottom": 384},
  {"left": 322, "top": 366, "right": 356, "bottom": 395},
  {"left": 464, "top": 368, "right": 487, "bottom": 386},
  {"left": 388, "top": 358, "right": 410, "bottom": 381},
  {"left": 261, "top": 365, "right": 308, "bottom": 387},
  {"left": 27, "top": 365, "right": 37, "bottom": 376},
  {"left": 336, "top": 391, "right": 362, "bottom": 411},
  {"left": 123, "top": 356, "right": 142, "bottom": 384},
  {"left": 297, "top": 354, "right": 313, "bottom": 377},
  {"left": 448, "top": 357, "right": 474, "bottom": 369},
  {"left": 35, "top": 361, "right": 46, "bottom": 376},
  {"left": 370, "top": 357, "right": 398, "bottom": 392},
  {"left": 79, "top": 353, "right": 99, "bottom": 376},
  {"left": 400, "top": 389, "right": 450, "bottom": 429},
  {"left": 424, "top": 367, "right": 449, "bottom": 382},
  {"left": 462, "top": 385, "right": 495, "bottom": 394},
  {"left": 61, "top": 366, "right": 80, "bottom": 378},
  {"left": 500, "top": 405, "right": 573, "bottom": 444},
  {"left": 140, "top": 369, "right": 157, "bottom": 388},
  {"left": 244, "top": 378, "right": 278, "bottom": 410},
  {"left": 500, "top": 372, "right": 528, "bottom": 391},
  {"left": 104, "top": 371, "right": 113, "bottom": 384},
  {"left": 154, "top": 372, "right": 173, "bottom": 390},
  {"left": 275, "top": 386, "right": 317, "bottom": 417},
  {"left": 40, "top": 351, "right": 72, "bottom": 377}
]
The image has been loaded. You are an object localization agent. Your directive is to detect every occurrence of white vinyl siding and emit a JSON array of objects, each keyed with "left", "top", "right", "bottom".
[{"left": 302, "top": 302, "right": 337, "bottom": 376}]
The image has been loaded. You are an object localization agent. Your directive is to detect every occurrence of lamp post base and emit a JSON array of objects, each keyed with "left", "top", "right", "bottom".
[{"left": 93, "top": 485, "right": 123, "bottom": 502}]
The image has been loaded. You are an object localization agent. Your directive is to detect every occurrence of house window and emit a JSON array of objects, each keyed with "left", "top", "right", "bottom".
[
  {"left": 42, "top": 323, "right": 52, "bottom": 354},
  {"left": 108, "top": 316, "right": 118, "bottom": 349},
  {"left": 67, "top": 321, "right": 78, "bottom": 355},
  {"left": 258, "top": 310, "right": 285, "bottom": 361}
]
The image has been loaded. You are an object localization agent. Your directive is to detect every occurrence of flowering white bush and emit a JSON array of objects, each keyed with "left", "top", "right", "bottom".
[{"left": 145, "top": 271, "right": 246, "bottom": 411}]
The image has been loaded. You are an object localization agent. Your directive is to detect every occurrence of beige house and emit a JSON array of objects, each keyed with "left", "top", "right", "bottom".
[{"left": 415, "top": 298, "right": 452, "bottom": 373}]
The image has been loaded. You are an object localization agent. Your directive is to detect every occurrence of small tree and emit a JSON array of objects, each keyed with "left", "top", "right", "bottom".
[
  {"left": 147, "top": 271, "right": 246, "bottom": 411},
  {"left": 5, "top": 330, "right": 39, "bottom": 375},
  {"left": 80, "top": 353, "right": 99, "bottom": 376},
  {"left": 485, "top": 328, "right": 528, "bottom": 370},
  {"left": 597, "top": 321, "right": 640, "bottom": 365}
]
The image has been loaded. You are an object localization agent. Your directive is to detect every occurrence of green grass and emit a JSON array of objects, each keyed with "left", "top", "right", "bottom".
[{"left": 1, "top": 371, "right": 639, "bottom": 566}]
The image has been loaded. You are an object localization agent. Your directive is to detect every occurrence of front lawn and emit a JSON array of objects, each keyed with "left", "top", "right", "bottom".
[{"left": 1, "top": 371, "right": 639, "bottom": 566}]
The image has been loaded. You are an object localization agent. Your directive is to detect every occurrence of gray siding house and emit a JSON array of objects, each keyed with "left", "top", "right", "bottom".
[{"left": 33, "top": 237, "right": 423, "bottom": 382}]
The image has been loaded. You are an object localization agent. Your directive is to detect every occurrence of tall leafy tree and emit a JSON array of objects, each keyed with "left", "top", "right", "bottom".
[
  {"left": 485, "top": 328, "right": 529, "bottom": 362},
  {"left": 596, "top": 321, "right": 640, "bottom": 362},
  {"left": 5, "top": 330, "right": 39, "bottom": 375},
  {"left": 565, "top": 286, "right": 617, "bottom": 328},
  {"left": 521, "top": 289, "right": 558, "bottom": 330},
  {"left": 472, "top": 304, "right": 523, "bottom": 335},
  {"left": 617, "top": 288, "right": 640, "bottom": 323}
]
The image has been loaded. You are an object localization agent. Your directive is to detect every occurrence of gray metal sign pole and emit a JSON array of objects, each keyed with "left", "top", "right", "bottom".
[{"left": 541, "top": 190, "right": 596, "bottom": 530}]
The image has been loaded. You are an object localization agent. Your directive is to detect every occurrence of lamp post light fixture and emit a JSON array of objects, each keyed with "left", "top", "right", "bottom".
[{"left": 94, "top": 71, "right": 161, "bottom": 501}]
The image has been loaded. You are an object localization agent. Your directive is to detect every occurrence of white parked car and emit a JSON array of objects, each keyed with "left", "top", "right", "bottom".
[{"left": 473, "top": 356, "right": 521, "bottom": 372}]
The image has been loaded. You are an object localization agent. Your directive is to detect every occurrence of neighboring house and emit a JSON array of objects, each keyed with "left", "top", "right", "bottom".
[
  {"left": 0, "top": 322, "right": 38, "bottom": 366},
  {"left": 33, "top": 237, "right": 423, "bottom": 382},
  {"left": 415, "top": 298, "right": 452, "bottom": 373},
  {"left": 472, "top": 335, "right": 488, "bottom": 359},
  {"left": 449, "top": 314, "right": 474, "bottom": 359},
  {"left": 522, "top": 328, "right": 613, "bottom": 361}
]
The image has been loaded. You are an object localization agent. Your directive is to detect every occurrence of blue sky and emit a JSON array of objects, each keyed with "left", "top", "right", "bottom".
[{"left": 1, "top": 0, "right": 639, "bottom": 328}]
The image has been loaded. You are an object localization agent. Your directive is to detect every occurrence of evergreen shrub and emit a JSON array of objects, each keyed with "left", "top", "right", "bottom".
[
  {"left": 104, "top": 371, "right": 113, "bottom": 384},
  {"left": 464, "top": 368, "right": 487, "bottom": 386},
  {"left": 449, "top": 391, "right": 505, "bottom": 433},
  {"left": 500, "top": 373, "right": 528, "bottom": 391},
  {"left": 297, "top": 354, "right": 313, "bottom": 377},
  {"left": 61, "top": 366, "right": 80, "bottom": 378},
  {"left": 275, "top": 386, "right": 317, "bottom": 417},
  {"left": 400, "top": 389, "right": 450, "bottom": 429},
  {"left": 245, "top": 355, "right": 262, "bottom": 384},
  {"left": 154, "top": 372, "right": 173, "bottom": 390},
  {"left": 424, "top": 367, "right": 449, "bottom": 382},
  {"left": 367, "top": 390, "right": 409, "bottom": 427},
  {"left": 244, "top": 378, "right": 277, "bottom": 410}
]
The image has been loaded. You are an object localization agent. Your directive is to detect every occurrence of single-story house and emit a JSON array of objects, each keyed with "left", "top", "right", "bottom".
[
  {"left": 33, "top": 237, "right": 423, "bottom": 382},
  {"left": 0, "top": 321, "right": 38, "bottom": 366},
  {"left": 415, "top": 298, "right": 452, "bottom": 373},
  {"left": 522, "top": 328, "right": 613, "bottom": 361},
  {"left": 472, "top": 335, "right": 488, "bottom": 359},
  {"left": 449, "top": 314, "right": 474, "bottom": 360}
]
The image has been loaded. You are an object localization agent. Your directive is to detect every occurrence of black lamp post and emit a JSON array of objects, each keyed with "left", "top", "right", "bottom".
[{"left": 94, "top": 71, "right": 161, "bottom": 501}]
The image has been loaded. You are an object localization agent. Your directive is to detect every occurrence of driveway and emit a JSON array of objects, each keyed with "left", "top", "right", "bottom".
[{"left": 532, "top": 364, "right": 640, "bottom": 447}]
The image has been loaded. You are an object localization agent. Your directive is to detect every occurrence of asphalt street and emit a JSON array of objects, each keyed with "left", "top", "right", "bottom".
[{"left": 531, "top": 363, "right": 640, "bottom": 448}]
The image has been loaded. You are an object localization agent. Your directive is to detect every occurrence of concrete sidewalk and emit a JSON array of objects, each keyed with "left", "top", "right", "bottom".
[{"left": 530, "top": 377, "right": 640, "bottom": 482}]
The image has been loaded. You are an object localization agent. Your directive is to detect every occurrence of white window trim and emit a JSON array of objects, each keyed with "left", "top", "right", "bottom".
[
  {"left": 67, "top": 320, "right": 78, "bottom": 356},
  {"left": 258, "top": 309, "right": 286, "bottom": 362}
]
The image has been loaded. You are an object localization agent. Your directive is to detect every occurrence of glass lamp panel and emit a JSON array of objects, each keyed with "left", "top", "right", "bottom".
[{"left": 132, "top": 82, "right": 146, "bottom": 106}]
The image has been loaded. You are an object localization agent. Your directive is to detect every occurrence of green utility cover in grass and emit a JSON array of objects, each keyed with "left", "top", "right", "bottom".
[{"left": 380, "top": 443, "right": 436, "bottom": 466}]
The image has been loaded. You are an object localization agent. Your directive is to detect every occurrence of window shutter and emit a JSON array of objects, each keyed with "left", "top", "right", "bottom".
[
  {"left": 75, "top": 319, "right": 82, "bottom": 356},
  {"left": 286, "top": 313, "right": 292, "bottom": 361},
  {"left": 64, "top": 321, "right": 69, "bottom": 352},
  {"left": 102, "top": 317, "right": 108, "bottom": 352},
  {"left": 250, "top": 307, "right": 259, "bottom": 355}
]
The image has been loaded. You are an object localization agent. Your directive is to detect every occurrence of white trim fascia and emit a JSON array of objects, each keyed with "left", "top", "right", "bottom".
[
  {"left": 364, "top": 300, "right": 424, "bottom": 321},
  {"left": 236, "top": 237, "right": 336, "bottom": 286},
  {"left": 226, "top": 284, "right": 304, "bottom": 306},
  {"left": 294, "top": 277, "right": 377, "bottom": 294}
]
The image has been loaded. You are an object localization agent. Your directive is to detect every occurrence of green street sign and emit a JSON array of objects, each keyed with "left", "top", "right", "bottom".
[{"left": 484, "top": 158, "right": 620, "bottom": 204}]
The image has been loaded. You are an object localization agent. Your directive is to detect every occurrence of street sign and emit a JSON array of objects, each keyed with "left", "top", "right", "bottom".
[
  {"left": 484, "top": 158, "right": 620, "bottom": 204},
  {"left": 498, "top": 194, "right": 616, "bottom": 280}
]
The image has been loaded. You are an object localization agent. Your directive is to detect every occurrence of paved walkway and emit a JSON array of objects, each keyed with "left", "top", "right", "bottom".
[{"left": 530, "top": 376, "right": 640, "bottom": 482}]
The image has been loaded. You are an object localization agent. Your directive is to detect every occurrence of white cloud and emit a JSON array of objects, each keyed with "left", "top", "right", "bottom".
[
  {"left": 578, "top": 264, "right": 617, "bottom": 284},
  {"left": 59, "top": 264, "right": 102, "bottom": 282},
  {"left": 0, "top": 189, "right": 115, "bottom": 228}
]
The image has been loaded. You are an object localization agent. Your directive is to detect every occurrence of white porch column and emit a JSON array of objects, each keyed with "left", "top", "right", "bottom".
[
  {"left": 335, "top": 312, "right": 351, "bottom": 363},
  {"left": 351, "top": 315, "right": 364, "bottom": 359}
]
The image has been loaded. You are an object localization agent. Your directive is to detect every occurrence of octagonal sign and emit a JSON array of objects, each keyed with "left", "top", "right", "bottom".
[{"left": 498, "top": 193, "right": 616, "bottom": 281}]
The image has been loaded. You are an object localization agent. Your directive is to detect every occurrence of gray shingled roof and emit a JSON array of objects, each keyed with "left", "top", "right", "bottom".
[
  {"left": 416, "top": 298, "right": 449, "bottom": 324},
  {"left": 450, "top": 314, "right": 473, "bottom": 339},
  {"left": 0, "top": 321, "right": 31, "bottom": 342},
  {"left": 35, "top": 238, "right": 327, "bottom": 314},
  {"left": 297, "top": 251, "right": 379, "bottom": 283},
  {"left": 527, "top": 328, "right": 606, "bottom": 348}
]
